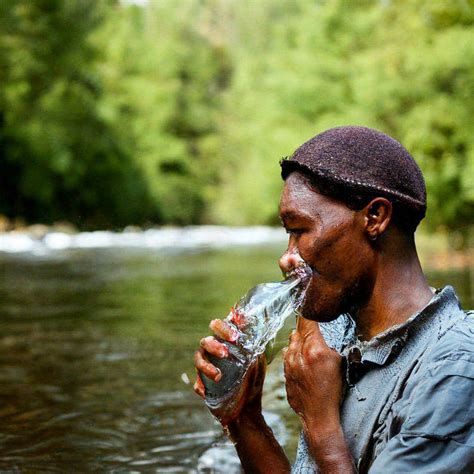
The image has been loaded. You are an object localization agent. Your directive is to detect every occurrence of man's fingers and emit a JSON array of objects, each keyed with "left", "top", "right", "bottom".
[
  {"left": 194, "top": 349, "right": 222, "bottom": 382},
  {"left": 287, "top": 328, "right": 301, "bottom": 349},
  {"left": 193, "top": 373, "right": 205, "bottom": 398},
  {"left": 200, "top": 336, "right": 229, "bottom": 358},
  {"left": 209, "top": 319, "right": 239, "bottom": 342},
  {"left": 296, "top": 315, "right": 318, "bottom": 334},
  {"left": 285, "top": 329, "right": 301, "bottom": 368},
  {"left": 296, "top": 316, "right": 329, "bottom": 347}
]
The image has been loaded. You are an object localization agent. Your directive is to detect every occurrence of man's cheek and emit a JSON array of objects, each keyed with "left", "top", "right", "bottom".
[
  {"left": 301, "top": 275, "right": 346, "bottom": 322},
  {"left": 298, "top": 234, "right": 320, "bottom": 266},
  {"left": 300, "top": 277, "right": 320, "bottom": 318}
]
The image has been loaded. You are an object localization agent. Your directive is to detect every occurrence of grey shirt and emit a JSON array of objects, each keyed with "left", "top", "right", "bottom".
[{"left": 292, "top": 286, "right": 474, "bottom": 473}]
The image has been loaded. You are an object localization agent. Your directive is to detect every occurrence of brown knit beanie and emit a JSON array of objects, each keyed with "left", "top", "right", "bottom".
[{"left": 281, "top": 126, "right": 427, "bottom": 230}]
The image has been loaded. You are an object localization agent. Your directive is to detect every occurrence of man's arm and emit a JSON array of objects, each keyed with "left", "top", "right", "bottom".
[
  {"left": 303, "top": 423, "right": 354, "bottom": 473},
  {"left": 194, "top": 319, "right": 290, "bottom": 473},
  {"left": 228, "top": 409, "right": 291, "bottom": 474},
  {"left": 285, "top": 318, "right": 356, "bottom": 473},
  {"left": 368, "top": 354, "right": 474, "bottom": 473}
]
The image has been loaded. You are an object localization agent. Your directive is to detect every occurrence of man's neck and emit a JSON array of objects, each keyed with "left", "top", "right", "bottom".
[{"left": 354, "top": 245, "right": 434, "bottom": 341}]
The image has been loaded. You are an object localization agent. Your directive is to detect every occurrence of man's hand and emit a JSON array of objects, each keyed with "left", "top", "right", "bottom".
[
  {"left": 193, "top": 319, "right": 291, "bottom": 473},
  {"left": 284, "top": 317, "right": 343, "bottom": 430},
  {"left": 284, "top": 317, "right": 355, "bottom": 473},
  {"left": 193, "top": 318, "right": 266, "bottom": 426}
]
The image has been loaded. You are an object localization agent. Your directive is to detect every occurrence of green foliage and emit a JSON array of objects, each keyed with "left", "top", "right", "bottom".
[
  {"left": 209, "top": 0, "right": 474, "bottom": 231},
  {"left": 95, "top": 1, "right": 232, "bottom": 225},
  {"left": 0, "top": 0, "right": 152, "bottom": 227},
  {"left": 0, "top": 0, "right": 472, "bottom": 231}
]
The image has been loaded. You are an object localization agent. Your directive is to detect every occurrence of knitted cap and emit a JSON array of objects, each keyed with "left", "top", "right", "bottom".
[{"left": 281, "top": 126, "right": 427, "bottom": 219}]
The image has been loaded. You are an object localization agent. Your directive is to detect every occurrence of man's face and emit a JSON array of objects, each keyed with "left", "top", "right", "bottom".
[{"left": 279, "top": 172, "right": 375, "bottom": 322}]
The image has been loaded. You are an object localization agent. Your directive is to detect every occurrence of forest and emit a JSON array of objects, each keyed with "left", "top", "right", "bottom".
[{"left": 0, "top": 0, "right": 472, "bottom": 237}]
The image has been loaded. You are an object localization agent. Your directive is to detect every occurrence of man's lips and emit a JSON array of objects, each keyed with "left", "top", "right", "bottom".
[{"left": 286, "top": 263, "right": 313, "bottom": 280}]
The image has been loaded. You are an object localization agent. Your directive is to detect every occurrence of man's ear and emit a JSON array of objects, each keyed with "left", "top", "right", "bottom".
[{"left": 363, "top": 198, "right": 392, "bottom": 240}]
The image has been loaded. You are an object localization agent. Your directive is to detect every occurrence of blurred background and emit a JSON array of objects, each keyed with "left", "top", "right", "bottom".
[
  {"left": 0, "top": 0, "right": 473, "bottom": 233},
  {"left": 0, "top": 0, "right": 472, "bottom": 472}
]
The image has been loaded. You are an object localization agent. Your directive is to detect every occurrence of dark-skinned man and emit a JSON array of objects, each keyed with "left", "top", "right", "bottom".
[{"left": 194, "top": 126, "right": 474, "bottom": 473}]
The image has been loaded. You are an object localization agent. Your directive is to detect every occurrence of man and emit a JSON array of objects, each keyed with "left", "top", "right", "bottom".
[{"left": 194, "top": 126, "right": 474, "bottom": 473}]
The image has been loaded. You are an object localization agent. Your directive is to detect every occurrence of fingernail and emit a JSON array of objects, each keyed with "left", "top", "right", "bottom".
[
  {"left": 214, "top": 368, "right": 222, "bottom": 382},
  {"left": 220, "top": 347, "right": 229, "bottom": 358}
]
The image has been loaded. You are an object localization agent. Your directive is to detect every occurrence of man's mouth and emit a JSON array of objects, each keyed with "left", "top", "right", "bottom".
[{"left": 286, "top": 263, "right": 312, "bottom": 280}]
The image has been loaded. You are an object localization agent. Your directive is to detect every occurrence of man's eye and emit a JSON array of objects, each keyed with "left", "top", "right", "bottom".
[{"left": 285, "top": 228, "right": 303, "bottom": 236}]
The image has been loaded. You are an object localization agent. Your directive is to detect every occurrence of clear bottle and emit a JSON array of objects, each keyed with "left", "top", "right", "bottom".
[{"left": 200, "top": 266, "right": 311, "bottom": 414}]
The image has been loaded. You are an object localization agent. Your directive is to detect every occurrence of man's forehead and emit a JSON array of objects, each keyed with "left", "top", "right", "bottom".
[
  {"left": 279, "top": 180, "right": 320, "bottom": 221},
  {"left": 280, "top": 172, "right": 319, "bottom": 202},
  {"left": 279, "top": 173, "right": 346, "bottom": 222}
]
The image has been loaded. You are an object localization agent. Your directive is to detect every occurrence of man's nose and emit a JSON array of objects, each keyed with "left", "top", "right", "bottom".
[{"left": 279, "top": 249, "right": 304, "bottom": 274}]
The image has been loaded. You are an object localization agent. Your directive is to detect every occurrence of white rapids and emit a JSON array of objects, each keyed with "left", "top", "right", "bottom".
[{"left": 0, "top": 226, "right": 287, "bottom": 255}]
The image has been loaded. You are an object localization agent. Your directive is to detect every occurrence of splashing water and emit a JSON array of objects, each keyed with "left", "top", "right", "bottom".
[{"left": 201, "top": 265, "right": 311, "bottom": 414}]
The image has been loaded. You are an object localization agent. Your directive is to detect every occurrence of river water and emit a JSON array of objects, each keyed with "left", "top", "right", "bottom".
[{"left": 0, "top": 229, "right": 472, "bottom": 472}]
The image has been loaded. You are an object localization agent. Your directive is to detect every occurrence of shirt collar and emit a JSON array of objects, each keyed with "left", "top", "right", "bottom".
[{"left": 343, "top": 286, "right": 461, "bottom": 384}]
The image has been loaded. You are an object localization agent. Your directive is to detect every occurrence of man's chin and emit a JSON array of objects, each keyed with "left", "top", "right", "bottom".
[{"left": 299, "top": 301, "right": 341, "bottom": 323}]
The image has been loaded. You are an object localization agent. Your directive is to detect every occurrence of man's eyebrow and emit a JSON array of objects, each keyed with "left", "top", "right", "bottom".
[
  {"left": 279, "top": 209, "right": 311, "bottom": 222},
  {"left": 279, "top": 210, "right": 297, "bottom": 221},
  {"left": 279, "top": 205, "right": 323, "bottom": 226}
]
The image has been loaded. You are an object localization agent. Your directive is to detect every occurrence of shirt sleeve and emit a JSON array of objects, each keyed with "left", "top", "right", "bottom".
[
  {"left": 292, "top": 432, "right": 318, "bottom": 473},
  {"left": 369, "top": 354, "right": 474, "bottom": 473}
]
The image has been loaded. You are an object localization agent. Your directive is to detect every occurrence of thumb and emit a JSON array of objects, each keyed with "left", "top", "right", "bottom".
[
  {"left": 296, "top": 316, "right": 328, "bottom": 346},
  {"left": 296, "top": 315, "right": 318, "bottom": 334}
]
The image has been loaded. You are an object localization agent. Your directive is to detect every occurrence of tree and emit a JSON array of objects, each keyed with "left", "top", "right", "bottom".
[
  {"left": 97, "top": 0, "right": 232, "bottom": 224},
  {"left": 0, "top": 0, "right": 151, "bottom": 227},
  {"left": 209, "top": 0, "right": 474, "bottom": 236}
]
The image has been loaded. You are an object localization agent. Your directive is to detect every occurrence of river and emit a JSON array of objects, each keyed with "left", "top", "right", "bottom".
[{"left": 0, "top": 228, "right": 472, "bottom": 472}]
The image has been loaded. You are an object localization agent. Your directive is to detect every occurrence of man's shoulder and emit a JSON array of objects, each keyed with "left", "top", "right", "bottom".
[
  {"left": 416, "top": 308, "right": 474, "bottom": 377},
  {"left": 390, "top": 310, "right": 474, "bottom": 446},
  {"left": 428, "top": 308, "right": 474, "bottom": 362}
]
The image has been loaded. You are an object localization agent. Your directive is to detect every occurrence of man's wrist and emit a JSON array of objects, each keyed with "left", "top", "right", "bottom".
[
  {"left": 303, "top": 419, "right": 355, "bottom": 473},
  {"left": 226, "top": 406, "right": 266, "bottom": 439},
  {"left": 226, "top": 407, "right": 291, "bottom": 474}
]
